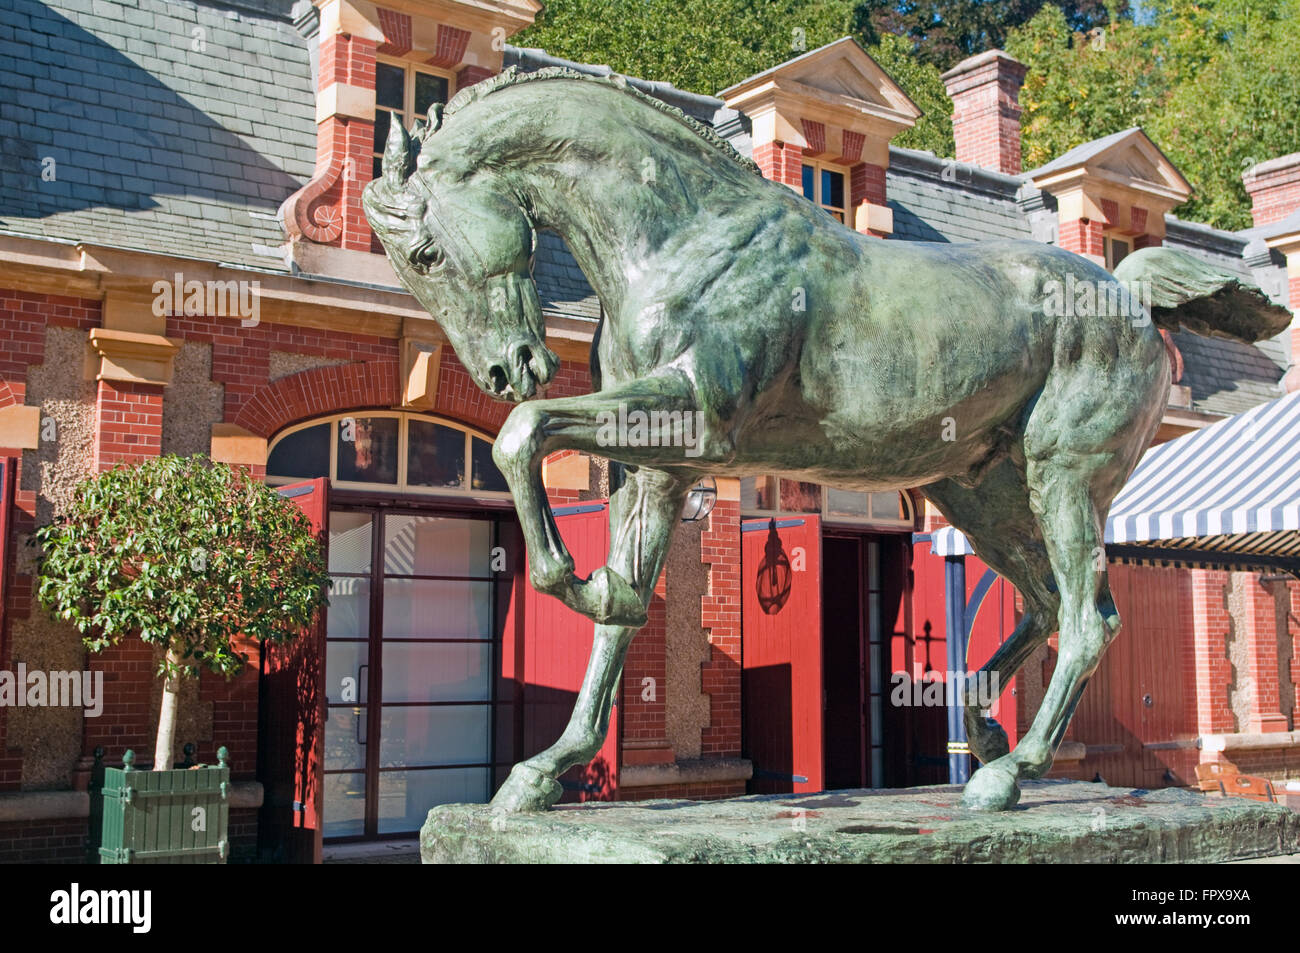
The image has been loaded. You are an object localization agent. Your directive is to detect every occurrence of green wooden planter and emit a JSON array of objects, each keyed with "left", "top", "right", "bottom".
[{"left": 98, "top": 747, "right": 231, "bottom": 864}]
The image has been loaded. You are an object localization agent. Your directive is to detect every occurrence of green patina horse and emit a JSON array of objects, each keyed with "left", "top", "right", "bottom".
[{"left": 363, "top": 67, "right": 1290, "bottom": 813}]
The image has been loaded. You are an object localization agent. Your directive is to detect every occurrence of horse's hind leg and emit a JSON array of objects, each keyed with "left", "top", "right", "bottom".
[
  {"left": 960, "top": 449, "right": 1126, "bottom": 811},
  {"left": 490, "top": 464, "right": 692, "bottom": 812},
  {"left": 922, "top": 458, "right": 1059, "bottom": 765}
]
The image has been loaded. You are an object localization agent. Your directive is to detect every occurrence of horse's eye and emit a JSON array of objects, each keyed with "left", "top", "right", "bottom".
[{"left": 409, "top": 241, "right": 445, "bottom": 273}]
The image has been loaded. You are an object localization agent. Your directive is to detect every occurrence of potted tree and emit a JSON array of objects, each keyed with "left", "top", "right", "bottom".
[{"left": 34, "top": 455, "right": 329, "bottom": 863}]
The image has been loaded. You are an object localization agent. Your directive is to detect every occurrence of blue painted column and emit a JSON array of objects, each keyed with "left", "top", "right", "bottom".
[{"left": 943, "top": 555, "right": 971, "bottom": 783}]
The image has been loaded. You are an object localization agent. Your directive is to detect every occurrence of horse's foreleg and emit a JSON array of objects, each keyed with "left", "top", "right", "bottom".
[
  {"left": 491, "top": 465, "right": 692, "bottom": 812},
  {"left": 492, "top": 373, "right": 710, "bottom": 627}
]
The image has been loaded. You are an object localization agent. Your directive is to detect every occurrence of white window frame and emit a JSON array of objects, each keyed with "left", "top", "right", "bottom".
[
  {"left": 739, "top": 475, "right": 914, "bottom": 529},
  {"left": 802, "top": 159, "right": 849, "bottom": 223},
  {"left": 373, "top": 57, "right": 454, "bottom": 172},
  {"left": 265, "top": 411, "right": 511, "bottom": 500}
]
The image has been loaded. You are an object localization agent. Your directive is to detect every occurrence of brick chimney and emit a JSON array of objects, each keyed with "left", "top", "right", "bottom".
[
  {"left": 941, "top": 49, "right": 1027, "bottom": 176},
  {"left": 1244, "top": 153, "right": 1300, "bottom": 227}
]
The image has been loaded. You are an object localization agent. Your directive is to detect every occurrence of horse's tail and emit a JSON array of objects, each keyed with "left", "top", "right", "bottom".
[{"left": 1113, "top": 246, "right": 1291, "bottom": 344}]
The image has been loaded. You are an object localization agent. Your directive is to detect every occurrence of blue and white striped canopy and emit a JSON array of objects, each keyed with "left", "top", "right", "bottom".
[{"left": 929, "top": 389, "right": 1300, "bottom": 564}]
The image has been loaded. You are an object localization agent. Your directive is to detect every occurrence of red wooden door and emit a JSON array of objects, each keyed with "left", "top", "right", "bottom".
[
  {"left": 258, "top": 478, "right": 329, "bottom": 864},
  {"left": 742, "top": 515, "right": 823, "bottom": 794},
  {"left": 520, "top": 503, "right": 619, "bottom": 801},
  {"left": 963, "top": 558, "right": 1020, "bottom": 750}
]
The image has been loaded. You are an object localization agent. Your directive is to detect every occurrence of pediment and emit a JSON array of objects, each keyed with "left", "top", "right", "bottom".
[
  {"left": 721, "top": 37, "right": 921, "bottom": 125},
  {"left": 1029, "top": 128, "right": 1191, "bottom": 203}
]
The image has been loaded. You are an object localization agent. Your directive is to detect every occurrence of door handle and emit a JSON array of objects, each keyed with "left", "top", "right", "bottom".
[{"left": 356, "top": 664, "right": 368, "bottom": 746}]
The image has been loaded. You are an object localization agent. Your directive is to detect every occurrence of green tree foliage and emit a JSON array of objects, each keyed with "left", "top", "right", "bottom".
[
  {"left": 1009, "top": 0, "right": 1300, "bottom": 229},
  {"left": 519, "top": 0, "right": 1297, "bottom": 228},
  {"left": 35, "top": 455, "right": 330, "bottom": 767}
]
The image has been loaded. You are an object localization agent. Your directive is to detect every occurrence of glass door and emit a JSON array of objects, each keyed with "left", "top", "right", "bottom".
[{"left": 323, "top": 506, "right": 508, "bottom": 839}]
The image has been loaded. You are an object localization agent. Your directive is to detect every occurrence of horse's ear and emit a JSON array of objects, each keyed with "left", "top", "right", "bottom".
[{"left": 382, "top": 118, "right": 414, "bottom": 190}]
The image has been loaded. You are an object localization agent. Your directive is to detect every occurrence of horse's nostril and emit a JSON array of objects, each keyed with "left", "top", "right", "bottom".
[{"left": 487, "top": 365, "right": 509, "bottom": 394}]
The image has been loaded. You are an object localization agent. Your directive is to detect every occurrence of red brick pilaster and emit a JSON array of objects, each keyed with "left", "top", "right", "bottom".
[
  {"left": 457, "top": 64, "right": 494, "bottom": 92},
  {"left": 1190, "top": 569, "right": 1234, "bottom": 735},
  {"left": 753, "top": 141, "right": 804, "bottom": 191},
  {"left": 700, "top": 498, "right": 741, "bottom": 757},
  {"left": 93, "top": 380, "right": 163, "bottom": 471},
  {"left": 621, "top": 570, "right": 673, "bottom": 765},
  {"left": 1241, "top": 575, "right": 1289, "bottom": 732},
  {"left": 1058, "top": 217, "right": 1104, "bottom": 262}
]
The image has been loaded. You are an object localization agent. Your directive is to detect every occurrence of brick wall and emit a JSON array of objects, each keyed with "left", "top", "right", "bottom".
[{"left": 699, "top": 498, "right": 741, "bottom": 757}]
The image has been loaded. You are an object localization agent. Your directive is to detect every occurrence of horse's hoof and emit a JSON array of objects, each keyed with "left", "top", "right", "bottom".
[
  {"left": 489, "top": 763, "right": 562, "bottom": 813},
  {"left": 960, "top": 759, "right": 1021, "bottom": 812},
  {"left": 588, "top": 566, "right": 647, "bottom": 628},
  {"left": 965, "top": 712, "right": 1011, "bottom": 764}
]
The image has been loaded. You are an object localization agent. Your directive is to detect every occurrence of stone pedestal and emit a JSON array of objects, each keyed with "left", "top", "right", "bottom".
[{"left": 421, "top": 780, "right": 1299, "bottom": 864}]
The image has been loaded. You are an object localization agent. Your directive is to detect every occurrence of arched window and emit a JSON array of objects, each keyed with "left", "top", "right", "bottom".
[{"left": 265, "top": 412, "right": 510, "bottom": 497}]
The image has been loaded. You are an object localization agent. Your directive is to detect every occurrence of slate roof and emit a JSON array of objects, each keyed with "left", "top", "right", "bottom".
[
  {"left": 0, "top": 0, "right": 313, "bottom": 271},
  {"left": 0, "top": 0, "right": 601, "bottom": 321}
]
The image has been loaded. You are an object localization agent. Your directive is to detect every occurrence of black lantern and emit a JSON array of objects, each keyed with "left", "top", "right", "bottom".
[
  {"left": 680, "top": 477, "right": 718, "bottom": 522},
  {"left": 755, "top": 518, "right": 793, "bottom": 614}
]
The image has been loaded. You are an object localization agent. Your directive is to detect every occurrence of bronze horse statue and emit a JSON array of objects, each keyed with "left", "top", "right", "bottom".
[{"left": 364, "top": 67, "right": 1290, "bottom": 813}]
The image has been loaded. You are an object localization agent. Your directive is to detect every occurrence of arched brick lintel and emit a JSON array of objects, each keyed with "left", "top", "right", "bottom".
[
  {"left": 232, "top": 356, "right": 512, "bottom": 440},
  {"left": 234, "top": 361, "right": 401, "bottom": 438},
  {"left": 0, "top": 378, "right": 17, "bottom": 410}
]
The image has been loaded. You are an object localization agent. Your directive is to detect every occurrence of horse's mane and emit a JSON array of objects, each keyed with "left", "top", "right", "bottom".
[{"left": 439, "top": 66, "right": 763, "bottom": 178}]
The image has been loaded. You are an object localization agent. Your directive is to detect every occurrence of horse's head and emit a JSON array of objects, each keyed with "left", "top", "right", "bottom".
[{"left": 363, "top": 117, "right": 557, "bottom": 402}]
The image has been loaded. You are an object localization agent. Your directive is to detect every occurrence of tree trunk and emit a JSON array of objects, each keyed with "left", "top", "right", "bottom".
[{"left": 153, "top": 647, "right": 181, "bottom": 771}]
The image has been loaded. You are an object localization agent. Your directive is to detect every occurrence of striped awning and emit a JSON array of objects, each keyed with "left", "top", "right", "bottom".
[{"left": 928, "top": 389, "right": 1300, "bottom": 569}]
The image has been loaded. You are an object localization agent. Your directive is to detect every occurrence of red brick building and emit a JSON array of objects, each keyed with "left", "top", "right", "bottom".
[{"left": 0, "top": 0, "right": 1296, "bottom": 862}]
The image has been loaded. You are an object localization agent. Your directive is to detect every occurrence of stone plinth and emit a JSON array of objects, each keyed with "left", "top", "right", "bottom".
[{"left": 421, "top": 780, "right": 1299, "bottom": 864}]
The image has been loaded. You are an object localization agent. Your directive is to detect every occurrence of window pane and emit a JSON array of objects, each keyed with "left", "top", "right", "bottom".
[
  {"left": 470, "top": 437, "right": 508, "bottom": 492},
  {"left": 822, "top": 168, "right": 844, "bottom": 209},
  {"left": 326, "top": 577, "right": 370, "bottom": 639},
  {"left": 384, "top": 515, "right": 491, "bottom": 576},
  {"left": 336, "top": 416, "right": 399, "bottom": 484},
  {"left": 414, "top": 72, "right": 449, "bottom": 116},
  {"left": 379, "top": 705, "right": 490, "bottom": 767},
  {"left": 372, "top": 107, "right": 392, "bottom": 156},
  {"left": 324, "top": 706, "right": 366, "bottom": 771},
  {"left": 826, "top": 487, "right": 870, "bottom": 517},
  {"left": 382, "top": 579, "right": 494, "bottom": 639},
  {"left": 328, "top": 511, "right": 373, "bottom": 573},
  {"left": 377, "top": 768, "right": 489, "bottom": 831},
  {"left": 779, "top": 479, "right": 821, "bottom": 513},
  {"left": 326, "top": 640, "right": 368, "bottom": 705},
  {"left": 266, "top": 423, "right": 329, "bottom": 479},
  {"left": 407, "top": 419, "right": 464, "bottom": 488},
  {"left": 801, "top": 163, "right": 815, "bottom": 201},
  {"left": 382, "top": 642, "right": 491, "bottom": 703},
  {"left": 323, "top": 772, "right": 366, "bottom": 837},
  {"left": 376, "top": 63, "right": 404, "bottom": 109},
  {"left": 870, "top": 491, "right": 906, "bottom": 521}
]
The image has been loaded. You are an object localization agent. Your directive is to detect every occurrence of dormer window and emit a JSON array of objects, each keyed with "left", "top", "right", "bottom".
[
  {"left": 1104, "top": 235, "right": 1130, "bottom": 271},
  {"left": 801, "top": 161, "right": 847, "bottom": 223},
  {"left": 372, "top": 61, "right": 452, "bottom": 180}
]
